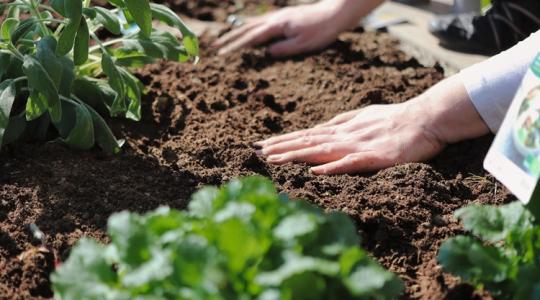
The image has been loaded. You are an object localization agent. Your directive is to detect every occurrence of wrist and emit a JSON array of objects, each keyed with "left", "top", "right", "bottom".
[
  {"left": 416, "top": 76, "right": 490, "bottom": 144},
  {"left": 319, "top": 0, "right": 378, "bottom": 31}
]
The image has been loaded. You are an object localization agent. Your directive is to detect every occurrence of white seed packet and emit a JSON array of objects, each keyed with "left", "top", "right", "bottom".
[{"left": 484, "top": 53, "right": 540, "bottom": 204}]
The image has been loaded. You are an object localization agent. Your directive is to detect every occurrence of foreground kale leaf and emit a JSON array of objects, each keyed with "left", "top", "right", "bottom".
[
  {"left": 52, "top": 177, "right": 403, "bottom": 300},
  {"left": 438, "top": 202, "right": 540, "bottom": 299},
  {"left": 0, "top": 0, "right": 198, "bottom": 153}
]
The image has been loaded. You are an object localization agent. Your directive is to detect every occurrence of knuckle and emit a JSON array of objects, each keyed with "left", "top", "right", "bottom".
[{"left": 317, "top": 143, "right": 334, "bottom": 154}]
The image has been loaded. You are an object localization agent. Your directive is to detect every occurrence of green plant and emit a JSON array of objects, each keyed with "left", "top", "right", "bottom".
[
  {"left": 0, "top": 0, "right": 198, "bottom": 153},
  {"left": 52, "top": 177, "right": 403, "bottom": 300},
  {"left": 438, "top": 202, "right": 540, "bottom": 299}
]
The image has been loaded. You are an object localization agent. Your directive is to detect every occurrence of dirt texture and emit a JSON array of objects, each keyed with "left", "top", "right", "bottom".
[{"left": 0, "top": 28, "right": 512, "bottom": 300}]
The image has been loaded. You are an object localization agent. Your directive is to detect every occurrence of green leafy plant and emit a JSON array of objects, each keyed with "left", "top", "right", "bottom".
[
  {"left": 52, "top": 177, "right": 403, "bottom": 300},
  {"left": 0, "top": 0, "right": 198, "bottom": 153},
  {"left": 438, "top": 202, "right": 540, "bottom": 299}
]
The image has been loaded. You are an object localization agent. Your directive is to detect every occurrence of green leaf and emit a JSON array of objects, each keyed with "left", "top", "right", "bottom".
[
  {"left": 58, "top": 57, "right": 75, "bottom": 97},
  {"left": 107, "top": 0, "right": 124, "bottom": 8},
  {"left": 189, "top": 187, "right": 219, "bottom": 218},
  {"left": 0, "top": 52, "right": 12, "bottom": 80},
  {"left": 22, "top": 55, "right": 61, "bottom": 123},
  {"left": 1, "top": 18, "right": 19, "bottom": 40},
  {"left": 113, "top": 50, "right": 155, "bottom": 68},
  {"left": 274, "top": 213, "right": 319, "bottom": 241},
  {"left": 26, "top": 91, "right": 48, "bottom": 121},
  {"left": 74, "top": 18, "right": 89, "bottom": 66},
  {"left": 0, "top": 80, "right": 16, "bottom": 150},
  {"left": 91, "top": 7, "right": 122, "bottom": 35},
  {"left": 83, "top": 103, "right": 123, "bottom": 154},
  {"left": 101, "top": 54, "right": 126, "bottom": 116},
  {"left": 438, "top": 236, "right": 510, "bottom": 285},
  {"left": 36, "top": 37, "right": 63, "bottom": 88},
  {"left": 124, "top": 0, "right": 152, "bottom": 37},
  {"left": 118, "top": 69, "right": 142, "bottom": 121},
  {"left": 455, "top": 202, "right": 533, "bottom": 242},
  {"left": 120, "top": 30, "right": 191, "bottom": 62},
  {"left": 11, "top": 18, "right": 36, "bottom": 45},
  {"left": 51, "top": 239, "right": 120, "bottom": 300},
  {"left": 346, "top": 263, "right": 404, "bottom": 298},
  {"left": 57, "top": 20, "right": 80, "bottom": 56},
  {"left": 2, "top": 113, "right": 26, "bottom": 147},
  {"left": 50, "top": 0, "right": 66, "bottom": 16},
  {"left": 65, "top": 0, "right": 83, "bottom": 20},
  {"left": 55, "top": 99, "right": 95, "bottom": 150},
  {"left": 149, "top": 3, "right": 199, "bottom": 57}
]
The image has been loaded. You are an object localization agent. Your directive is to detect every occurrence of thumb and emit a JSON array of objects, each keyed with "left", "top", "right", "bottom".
[{"left": 268, "top": 36, "right": 307, "bottom": 57}]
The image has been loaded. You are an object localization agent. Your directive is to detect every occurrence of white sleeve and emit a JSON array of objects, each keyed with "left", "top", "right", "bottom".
[{"left": 459, "top": 30, "right": 540, "bottom": 133}]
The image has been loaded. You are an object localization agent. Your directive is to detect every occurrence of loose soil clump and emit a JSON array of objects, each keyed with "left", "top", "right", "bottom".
[{"left": 0, "top": 30, "right": 510, "bottom": 300}]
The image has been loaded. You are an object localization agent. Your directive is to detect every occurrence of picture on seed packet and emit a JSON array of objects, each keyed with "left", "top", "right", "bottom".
[{"left": 485, "top": 55, "right": 540, "bottom": 204}]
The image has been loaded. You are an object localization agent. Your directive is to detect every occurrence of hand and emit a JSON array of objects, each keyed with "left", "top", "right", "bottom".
[
  {"left": 213, "top": 2, "right": 359, "bottom": 57},
  {"left": 255, "top": 75, "right": 491, "bottom": 175},
  {"left": 254, "top": 101, "right": 447, "bottom": 175}
]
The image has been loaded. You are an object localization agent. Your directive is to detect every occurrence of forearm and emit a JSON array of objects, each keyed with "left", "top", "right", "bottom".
[
  {"left": 411, "top": 75, "right": 490, "bottom": 145},
  {"left": 319, "top": 0, "right": 387, "bottom": 31},
  {"left": 460, "top": 30, "right": 540, "bottom": 132}
]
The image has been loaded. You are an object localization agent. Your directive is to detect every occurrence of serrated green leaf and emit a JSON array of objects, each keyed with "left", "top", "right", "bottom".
[
  {"left": 124, "top": 0, "right": 152, "bottom": 36},
  {"left": 51, "top": 238, "right": 120, "bottom": 300},
  {"left": 74, "top": 18, "right": 89, "bottom": 66},
  {"left": 22, "top": 55, "right": 61, "bottom": 123},
  {"left": 455, "top": 202, "right": 533, "bottom": 242},
  {"left": 0, "top": 80, "right": 16, "bottom": 150},
  {"left": 189, "top": 187, "right": 219, "bottom": 218}
]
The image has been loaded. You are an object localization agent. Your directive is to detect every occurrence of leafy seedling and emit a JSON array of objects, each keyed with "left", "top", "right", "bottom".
[
  {"left": 52, "top": 177, "right": 404, "bottom": 300},
  {"left": 0, "top": 0, "right": 198, "bottom": 153},
  {"left": 438, "top": 202, "right": 540, "bottom": 299}
]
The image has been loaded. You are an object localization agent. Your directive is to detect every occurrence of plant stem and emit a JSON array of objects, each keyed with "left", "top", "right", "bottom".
[
  {"left": 88, "top": 37, "right": 128, "bottom": 53},
  {"left": 27, "top": 0, "right": 50, "bottom": 36},
  {"left": 13, "top": 76, "right": 28, "bottom": 84}
]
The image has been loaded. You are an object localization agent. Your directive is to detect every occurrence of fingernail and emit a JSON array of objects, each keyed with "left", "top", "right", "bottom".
[
  {"left": 267, "top": 155, "right": 282, "bottom": 162},
  {"left": 310, "top": 167, "right": 324, "bottom": 175},
  {"left": 255, "top": 150, "right": 263, "bottom": 156},
  {"left": 253, "top": 141, "right": 265, "bottom": 148}
]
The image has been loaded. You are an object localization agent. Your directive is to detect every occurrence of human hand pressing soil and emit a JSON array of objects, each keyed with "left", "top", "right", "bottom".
[
  {"left": 255, "top": 76, "right": 491, "bottom": 175},
  {"left": 214, "top": 0, "right": 384, "bottom": 57}
]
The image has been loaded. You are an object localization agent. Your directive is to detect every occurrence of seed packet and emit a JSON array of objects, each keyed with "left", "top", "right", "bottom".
[{"left": 484, "top": 53, "right": 540, "bottom": 204}]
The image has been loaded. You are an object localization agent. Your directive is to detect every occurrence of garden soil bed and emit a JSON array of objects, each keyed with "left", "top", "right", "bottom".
[{"left": 0, "top": 25, "right": 511, "bottom": 300}]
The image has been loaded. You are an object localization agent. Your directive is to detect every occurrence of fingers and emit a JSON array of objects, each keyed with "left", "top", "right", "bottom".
[
  {"left": 213, "top": 20, "right": 263, "bottom": 48},
  {"left": 266, "top": 142, "right": 354, "bottom": 165},
  {"left": 315, "top": 110, "right": 360, "bottom": 128},
  {"left": 217, "top": 22, "right": 285, "bottom": 55},
  {"left": 254, "top": 126, "right": 339, "bottom": 148},
  {"left": 260, "top": 135, "right": 337, "bottom": 156},
  {"left": 268, "top": 36, "right": 306, "bottom": 57},
  {"left": 311, "top": 152, "right": 386, "bottom": 175}
]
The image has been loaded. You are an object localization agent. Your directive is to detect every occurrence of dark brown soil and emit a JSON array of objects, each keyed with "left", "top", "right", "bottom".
[
  {"left": 154, "top": 0, "right": 295, "bottom": 22},
  {"left": 0, "top": 29, "right": 511, "bottom": 299}
]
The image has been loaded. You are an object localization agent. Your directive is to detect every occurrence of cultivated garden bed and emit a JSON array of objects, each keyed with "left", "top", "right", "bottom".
[{"left": 0, "top": 1, "right": 515, "bottom": 299}]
